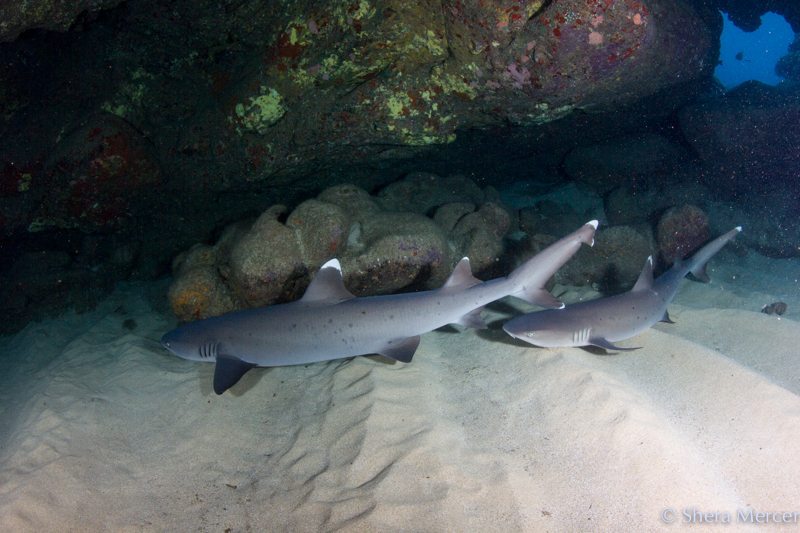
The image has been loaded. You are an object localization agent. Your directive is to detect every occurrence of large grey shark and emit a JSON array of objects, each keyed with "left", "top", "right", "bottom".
[
  {"left": 503, "top": 226, "right": 741, "bottom": 351},
  {"left": 161, "top": 221, "right": 598, "bottom": 394}
]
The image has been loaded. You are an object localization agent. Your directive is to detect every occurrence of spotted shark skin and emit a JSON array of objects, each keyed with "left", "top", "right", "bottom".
[
  {"left": 161, "top": 221, "right": 598, "bottom": 394},
  {"left": 503, "top": 227, "right": 742, "bottom": 352}
]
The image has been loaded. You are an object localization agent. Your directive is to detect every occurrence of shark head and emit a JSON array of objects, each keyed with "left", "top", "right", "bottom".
[
  {"left": 502, "top": 311, "right": 575, "bottom": 348},
  {"left": 503, "top": 326, "right": 562, "bottom": 348},
  {"left": 161, "top": 323, "right": 219, "bottom": 362}
]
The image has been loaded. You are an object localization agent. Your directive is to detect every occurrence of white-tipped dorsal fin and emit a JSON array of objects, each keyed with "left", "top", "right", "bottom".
[
  {"left": 300, "top": 259, "right": 356, "bottom": 304},
  {"left": 442, "top": 257, "right": 482, "bottom": 291},
  {"left": 632, "top": 256, "right": 654, "bottom": 292}
]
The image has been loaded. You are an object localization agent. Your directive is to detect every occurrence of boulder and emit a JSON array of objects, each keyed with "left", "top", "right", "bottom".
[
  {"left": 679, "top": 84, "right": 800, "bottom": 197},
  {"left": 563, "top": 134, "right": 691, "bottom": 193},
  {"left": 557, "top": 225, "right": 655, "bottom": 294},
  {"left": 656, "top": 205, "right": 710, "bottom": 264},
  {"left": 26, "top": 113, "right": 162, "bottom": 233},
  {"left": 449, "top": 202, "right": 511, "bottom": 276},
  {"left": 377, "top": 173, "right": 486, "bottom": 214},
  {"left": 342, "top": 213, "right": 450, "bottom": 295},
  {"left": 0, "top": 0, "right": 124, "bottom": 42},
  {"left": 228, "top": 205, "right": 305, "bottom": 307},
  {"left": 167, "top": 175, "right": 510, "bottom": 320},
  {"left": 518, "top": 201, "right": 585, "bottom": 240},
  {"left": 286, "top": 199, "right": 350, "bottom": 266},
  {"left": 604, "top": 181, "right": 710, "bottom": 226}
]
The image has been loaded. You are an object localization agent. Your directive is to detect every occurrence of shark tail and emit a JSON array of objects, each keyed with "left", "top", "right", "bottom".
[
  {"left": 508, "top": 220, "right": 598, "bottom": 308},
  {"left": 684, "top": 226, "right": 742, "bottom": 282}
]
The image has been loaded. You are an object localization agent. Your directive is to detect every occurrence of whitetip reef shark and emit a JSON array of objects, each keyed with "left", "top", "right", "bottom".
[
  {"left": 161, "top": 220, "right": 598, "bottom": 394},
  {"left": 503, "top": 226, "right": 742, "bottom": 351}
]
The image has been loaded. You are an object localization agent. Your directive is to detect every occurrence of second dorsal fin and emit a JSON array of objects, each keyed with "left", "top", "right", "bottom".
[{"left": 300, "top": 259, "right": 356, "bottom": 304}]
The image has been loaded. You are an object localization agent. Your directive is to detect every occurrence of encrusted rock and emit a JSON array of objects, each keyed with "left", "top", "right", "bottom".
[
  {"left": 347, "top": 212, "right": 451, "bottom": 291},
  {"left": 377, "top": 172, "right": 487, "bottom": 214},
  {"left": 0, "top": 0, "right": 124, "bottom": 42},
  {"left": 228, "top": 205, "right": 305, "bottom": 307},
  {"left": 761, "top": 302, "right": 788, "bottom": 316},
  {"left": 167, "top": 266, "right": 236, "bottom": 322},
  {"left": 704, "top": 200, "right": 794, "bottom": 259},
  {"left": 32, "top": 113, "right": 162, "bottom": 232},
  {"left": 604, "top": 182, "right": 711, "bottom": 226},
  {"left": 433, "top": 202, "right": 476, "bottom": 233},
  {"left": 449, "top": 202, "right": 511, "bottom": 275},
  {"left": 172, "top": 244, "right": 218, "bottom": 276},
  {"left": 167, "top": 175, "right": 509, "bottom": 320},
  {"left": 656, "top": 205, "right": 710, "bottom": 264},
  {"left": 286, "top": 199, "right": 350, "bottom": 266},
  {"left": 518, "top": 201, "right": 584, "bottom": 240},
  {"left": 679, "top": 83, "right": 800, "bottom": 198},
  {"left": 678, "top": 84, "right": 800, "bottom": 257},
  {"left": 563, "top": 134, "right": 691, "bottom": 193},
  {"left": 557, "top": 225, "right": 654, "bottom": 293},
  {"left": 167, "top": 242, "right": 240, "bottom": 321},
  {"left": 343, "top": 231, "right": 450, "bottom": 296},
  {"left": 317, "top": 184, "right": 381, "bottom": 218}
]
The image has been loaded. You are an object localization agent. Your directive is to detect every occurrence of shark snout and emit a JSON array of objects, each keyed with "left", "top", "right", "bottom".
[
  {"left": 502, "top": 321, "right": 532, "bottom": 341},
  {"left": 503, "top": 314, "right": 562, "bottom": 348},
  {"left": 160, "top": 329, "right": 194, "bottom": 359},
  {"left": 160, "top": 331, "right": 175, "bottom": 351}
]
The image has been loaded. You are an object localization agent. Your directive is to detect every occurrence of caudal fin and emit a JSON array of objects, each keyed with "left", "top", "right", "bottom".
[
  {"left": 508, "top": 220, "right": 597, "bottom": 308},
  {"left": 685, "top": 226, "right": 742, "bottom": 282}
]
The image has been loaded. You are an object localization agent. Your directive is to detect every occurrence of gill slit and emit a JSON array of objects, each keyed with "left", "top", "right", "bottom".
[{"left": 197, "top": 341, "right": 220, "bottom": 359}]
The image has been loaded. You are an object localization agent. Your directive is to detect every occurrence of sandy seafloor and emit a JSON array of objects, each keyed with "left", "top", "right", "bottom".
[{"left": 1, "top": 250, "right": 799, "bottom": 532}]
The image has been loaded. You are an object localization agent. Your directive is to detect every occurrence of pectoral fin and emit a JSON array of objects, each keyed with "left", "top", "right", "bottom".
[
  {"left": 457, "top": 307, "right": 487, "bottom": 329},
  {"left": 660, "top": 310, "right": 675, "bottom": 324},
  {"left": 589, "top": 338, "right": 641, "bottom": 352},
  {"left": 525, "top": 289, "right": 565, "bottom": 309},
  {"left": 213, "top": 354, "right": 257, "bottom": 395},
  {"left": 378, "top": 336, "right": 420, "bottom": 363}
]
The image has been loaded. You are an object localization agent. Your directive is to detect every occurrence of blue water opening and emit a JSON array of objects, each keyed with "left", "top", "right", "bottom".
[{"left": 715, "top": 11, "right": 794, "bottom": 90}]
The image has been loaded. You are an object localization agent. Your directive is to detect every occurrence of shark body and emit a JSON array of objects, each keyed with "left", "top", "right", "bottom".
[
  {"left": 161, "top": 221, "right": 597, "bottom": 394},
  {"left": 503, "top": 227, "right": 742, "bottom": 351}
]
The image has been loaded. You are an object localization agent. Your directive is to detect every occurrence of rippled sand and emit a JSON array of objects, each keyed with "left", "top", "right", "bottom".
[{"left": 1, "top": 254, "right": 798, "bottom": 531}]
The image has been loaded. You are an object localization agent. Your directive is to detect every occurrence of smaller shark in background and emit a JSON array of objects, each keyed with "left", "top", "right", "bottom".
[
  {"left": 162, "top": 221, "right": 598, "bottom": 394},
  {"left": 503, "top": 227, "right": 742, "bottom": 351}
]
